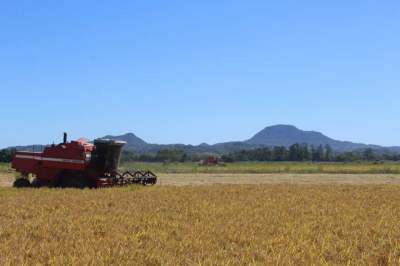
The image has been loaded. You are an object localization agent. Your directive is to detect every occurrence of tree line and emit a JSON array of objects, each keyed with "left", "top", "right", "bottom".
[
  {"left": 2, "top": 144, "right": 400, "bottom": 163},
  {"left": 0, "top": 149, "right": 16, "bottom": 163},
  {"left": 120, "top": 144, "right": 400, "bottom": 163},
  {"left": 221, "top": 144, "right": 400, "bottom": 162},
  {"left": 121, "top": 149, "right": 189, "bottom": 163}
]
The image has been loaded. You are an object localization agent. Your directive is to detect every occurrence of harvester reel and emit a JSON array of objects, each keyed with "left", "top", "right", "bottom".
[{"left": 113, "top": 170, "right": 157, "bottom": 186}]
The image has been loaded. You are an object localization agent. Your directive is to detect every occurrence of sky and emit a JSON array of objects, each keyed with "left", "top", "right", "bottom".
[{"left": 1, "top": 0, "right": 399, "bottom": 148}]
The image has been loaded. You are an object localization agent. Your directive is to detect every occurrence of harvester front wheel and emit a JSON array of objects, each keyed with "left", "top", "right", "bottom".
[{"left": 13, "top": 178, "right": 31, "bottom": 188}]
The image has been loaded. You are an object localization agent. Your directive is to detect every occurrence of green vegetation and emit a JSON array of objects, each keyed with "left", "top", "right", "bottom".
[
  {"left": 121, "top": 161, "right": 400, "bottom": 174},
  {"left": 121, "top": 144, "right": 400, "bottom": 163},
  {"left": 222, "top": 145, "right": 400, "bottom": 162},
  {"left": 122, "top": 149, "right": 189, "bottom": 163},
  {"left": 0, "top": 148, "right": 15, "bottom": 163},
  {"left": 0, "top": 162, "right": 10, "bottom": 171}
]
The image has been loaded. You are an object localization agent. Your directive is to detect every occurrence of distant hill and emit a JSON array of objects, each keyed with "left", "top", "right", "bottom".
[
  {"left": 8, "top": 125, "right": 400, "bottom": 154},
  {"left": 103, "top": 125, "right": 400, "bottom": 154},
  {"left": 102, "top": 133, "right": 255, "bottom": 155},
  {"left": 247, "top": 125, "right": 400, "bottom": 154},
  {"left": 245, "top": 125, "right": 377, "bottom": 152},
  {"left": 247, "top": 125, "right": 333, "bottom": 146}
]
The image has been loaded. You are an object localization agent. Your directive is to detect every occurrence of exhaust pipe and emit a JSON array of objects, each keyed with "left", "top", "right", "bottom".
[{"left": 63, "top": 132, "right": 67, "bottom": 144}]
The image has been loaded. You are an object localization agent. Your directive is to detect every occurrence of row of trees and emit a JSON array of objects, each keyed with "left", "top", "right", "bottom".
[
  {"left": 221, "top": 144, "right": 400, "bottom": 162},
  {"left": 2, "top": 145, "right": 400, "bottom": 163},
  {"left": 222, "top": 144, "right": 332, "bottom": 162},
  {"left": 0, "top": 149, "right": 16, "bottom": 163},
  {"left": 120, "top": 144, "right": 400, "bottom": 163},
  {"left": 121, "top": 149, "right": 189, "bottom": 163}
]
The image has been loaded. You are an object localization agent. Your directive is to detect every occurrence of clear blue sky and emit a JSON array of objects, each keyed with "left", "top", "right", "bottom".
[{"left": 1, "top": 1, "right": 399, "bottom": 148}]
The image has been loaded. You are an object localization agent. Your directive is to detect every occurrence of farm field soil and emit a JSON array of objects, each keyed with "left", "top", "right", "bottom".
[{"left": 1, "top": 185, "right": 400, "bottom": 265}]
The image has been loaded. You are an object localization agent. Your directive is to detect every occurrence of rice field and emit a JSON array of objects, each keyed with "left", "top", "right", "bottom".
[
  {"left": 1, "top": 185, "right": 400, "bottom": 265},
  {"left": 2, "top": 162, "right": 400, "bottom": 264}
]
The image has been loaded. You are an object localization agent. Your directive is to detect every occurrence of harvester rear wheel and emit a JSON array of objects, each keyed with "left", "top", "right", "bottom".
[{"left": 13, "top": 178, "right": 31, "bottom": 188}]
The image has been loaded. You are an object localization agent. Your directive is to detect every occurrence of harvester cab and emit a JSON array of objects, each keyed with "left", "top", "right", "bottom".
[
  {"left": 11, "top": 133, "right": 157, "bottom": 188},
  {"left": 92, "top": 139, "right": 126, "bottom": 174}
]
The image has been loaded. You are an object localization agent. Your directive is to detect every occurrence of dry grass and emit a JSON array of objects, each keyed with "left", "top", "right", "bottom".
[
  {"left": 0, "top": 163, "right": 15, "bottom": 187},
  {"left": 1, "top": 185, "right": 400, "bottom": 265}
]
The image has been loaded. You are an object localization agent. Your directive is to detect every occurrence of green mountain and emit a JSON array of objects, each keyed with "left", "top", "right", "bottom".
[
  {"left": 104, "top": 125, "right": 400, "bottom": 154},
  {"left": 245, "top": 125, "right": 378, "bottom": 152}
]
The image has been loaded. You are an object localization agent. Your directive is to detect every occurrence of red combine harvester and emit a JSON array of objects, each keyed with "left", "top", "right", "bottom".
[{"left": 11, "top": 133, "right": 157, "bottom": 188}]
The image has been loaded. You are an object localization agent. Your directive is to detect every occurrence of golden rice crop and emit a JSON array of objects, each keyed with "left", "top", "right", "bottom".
[{"left": 1, "top": 185, "right": 400, "bottom": 265}]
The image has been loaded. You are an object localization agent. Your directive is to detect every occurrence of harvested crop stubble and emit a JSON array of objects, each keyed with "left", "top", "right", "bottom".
[{"left": 1, "top": 185, "right": 400, "bottom": 265}]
